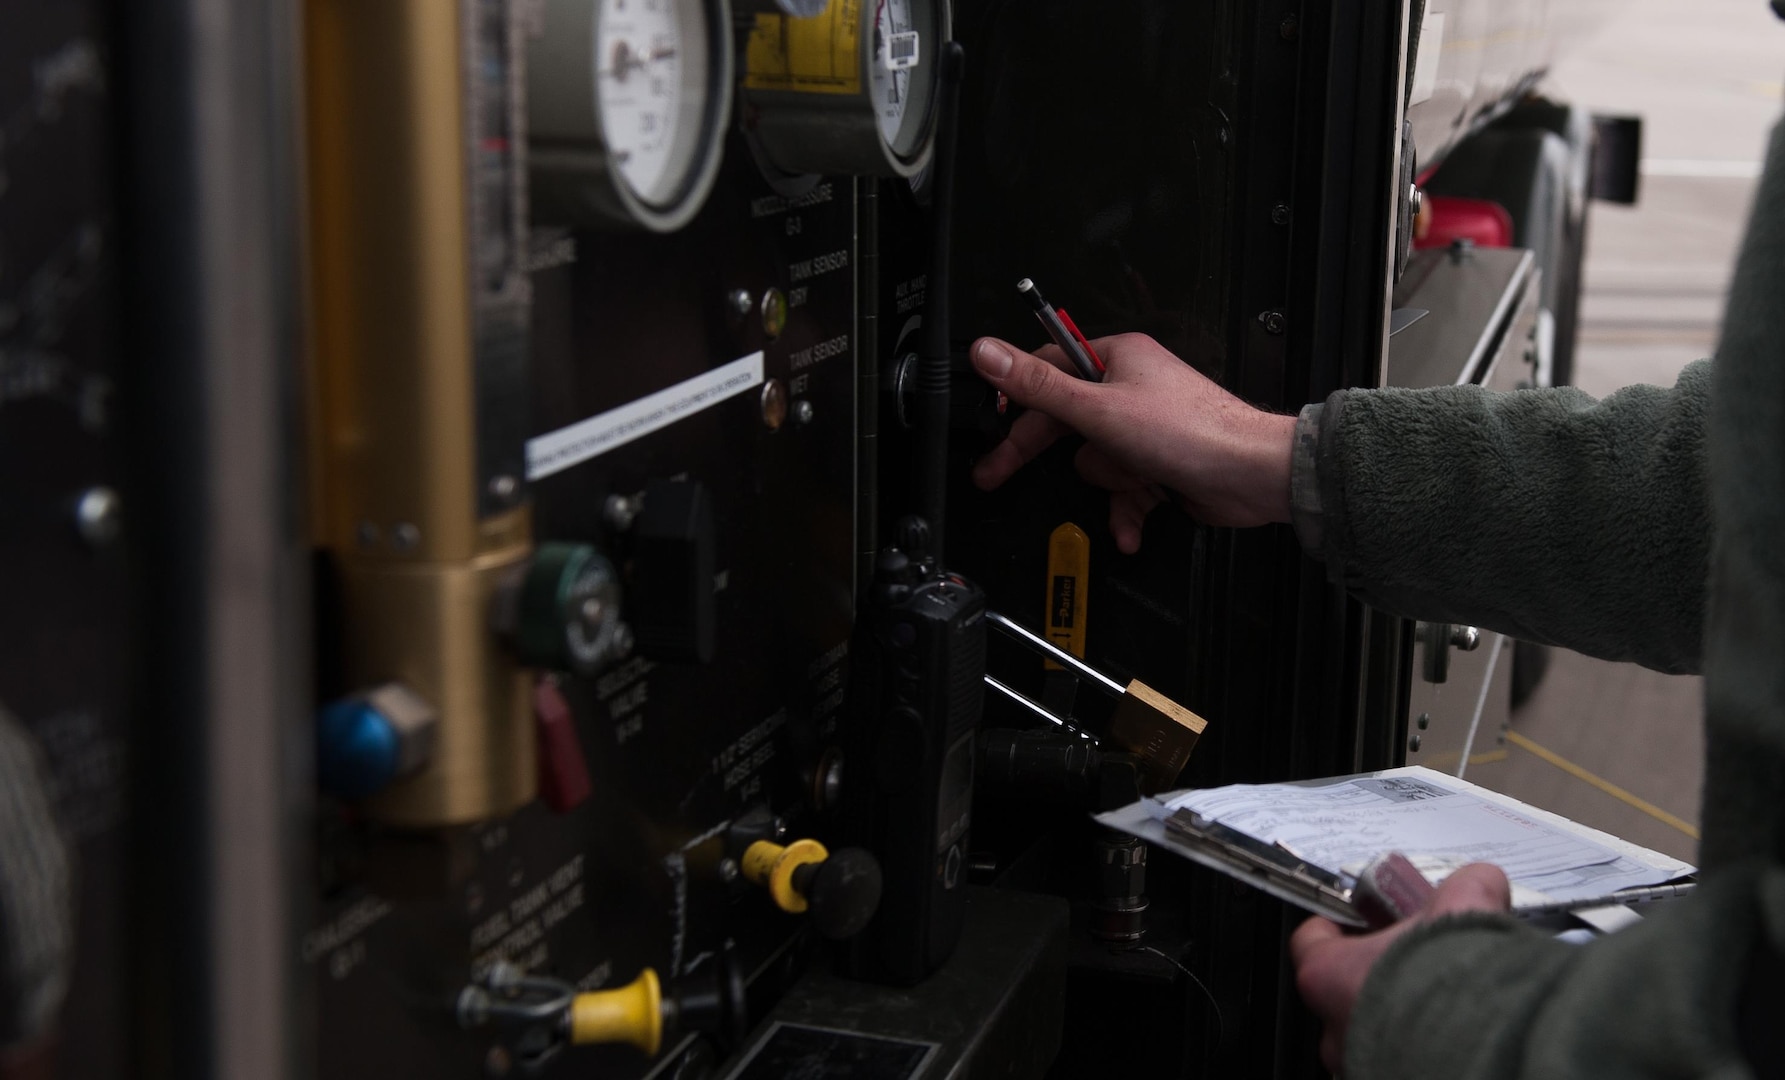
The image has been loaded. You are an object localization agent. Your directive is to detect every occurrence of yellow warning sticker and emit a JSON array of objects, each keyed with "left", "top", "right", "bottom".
[{"left": 744, "top": 0, "right": 862, "bottom": 96}]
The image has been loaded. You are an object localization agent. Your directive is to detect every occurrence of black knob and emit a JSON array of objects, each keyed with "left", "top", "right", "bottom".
[
  {"left": 875, "top": 548, "right": 915, "bottom": 584},
  {"left": 791, "top": 847, "right": 883, "bottom": 941},
  {"left": 668, "top": 939, "right": 749, "bottom": 1051},
  {"left": 895, "top": 516, "right": 934, "bottom": 564},
  {"left": 632, "top": 480, "right": 716, "bottom": 663}
]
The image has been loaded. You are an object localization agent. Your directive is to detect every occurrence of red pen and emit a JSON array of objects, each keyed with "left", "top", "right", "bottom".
[{"left": 1016, "top": 277, "right": 1105, "bottom": 382}]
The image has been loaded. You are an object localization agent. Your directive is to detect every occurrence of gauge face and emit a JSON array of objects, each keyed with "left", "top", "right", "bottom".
[
  {"left": 870, "top": 0, "right": 917, "bottom": 146},
  {"left": 594, "top": 0, "right": 711, "bottom": 208},
  {"left": 738, "top": 0, "right": 947, "bottom": 177}
]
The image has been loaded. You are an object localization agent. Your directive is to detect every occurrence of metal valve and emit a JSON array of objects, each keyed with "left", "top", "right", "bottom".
[
  {"left": 739, "top": 839, "right": 883, "bottom": 941},
  {"left": 459, "top": 946, "right": 750, "bottom": 1071},
  {"left": 1419, "top": 622, "right": 1485, "bottom": 683},
  {"left": 458, "top": 961, "right": 661, "bottom": 1070},
  {"left": 491, "top": 543, "right": 632, "bottom": 677}
]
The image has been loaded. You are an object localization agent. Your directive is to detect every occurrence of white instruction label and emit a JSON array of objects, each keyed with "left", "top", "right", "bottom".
[{"left": 526, "top": 352, "right": 765, "bottom": 480}]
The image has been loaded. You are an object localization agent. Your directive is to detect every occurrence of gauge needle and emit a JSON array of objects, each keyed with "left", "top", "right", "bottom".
[{"left": 600, "top": 42, "right": 677, "bottom": 81}]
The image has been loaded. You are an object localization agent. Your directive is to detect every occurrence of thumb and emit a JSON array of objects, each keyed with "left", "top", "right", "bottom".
[
  {"left": 1424, "top": 863, "right": 1513, "bottom": 920},
  {"left": 971, "top": 337, "right": 1096, "bottom": 424}
]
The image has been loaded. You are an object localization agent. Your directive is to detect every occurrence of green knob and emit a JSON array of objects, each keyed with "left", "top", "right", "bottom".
[{"left": 513, "top": 543, "right": 629, "bottom": 675}]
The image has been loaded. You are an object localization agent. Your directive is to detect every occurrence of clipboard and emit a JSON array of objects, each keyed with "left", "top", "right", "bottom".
[
  {"left": 1099, "top": 799, "right": 1373, "bottom": 928},
  {"left": 1096, "top": 790, "right": 1697, "bottom": 930}
]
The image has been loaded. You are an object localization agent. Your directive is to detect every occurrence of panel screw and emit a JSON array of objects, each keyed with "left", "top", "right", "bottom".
[
  {"left": 392, "top": 523, "right": 421, "bottom": 551},
  {"left": 1258, "top": 310, "right": 1287, "bottom": 335},
  {"left": 1417, "top": 712, "right": 1430, "bottom": 730},
  {"left": 1271, "top": 204, "right": 1292, "bottom": 226},
  {"left": 728, "top": 289, "right": 754, "bottom": 317},
  {"left": 1280, "top": 13, "right": 1299, "bottom": 39},
  {"left": 718, "top": 858, "right": 740, "bottom": 884},
  {"left": 357, "top": 521, "right": 380, "bottom": 549},
  {"left": 604, "top": 494, "right": 642, "bottom": 532},
  {"left": 792, "top": 400, "right": 815, "bottom": 426},
  {"left": 488, "top": 475, "right": 519, "bottom": 503},
  {"left": 74, "top": 486, "right": 121, "bottom": 547},
  {"left": 1408, "top": 734, "right": 1423, "bottom": 752}
]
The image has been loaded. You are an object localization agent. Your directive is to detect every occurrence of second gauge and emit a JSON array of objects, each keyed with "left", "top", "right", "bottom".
[
  {"left": 529, "top": 0, "right": 734, "bottom": 232},
  {"left": 744, "top": 0, "right": 951, "bottom": 178}
]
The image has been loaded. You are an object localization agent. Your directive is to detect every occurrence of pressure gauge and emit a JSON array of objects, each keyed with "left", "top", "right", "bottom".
[
  {"left": 528, "top": 0, "right": 733, "bottom": 232},
  {"left": 742, "top": 0, "right": 951, "bottom": 178},
  {"left": 735, "top": 0, "right": 831, "bottom": 13}
]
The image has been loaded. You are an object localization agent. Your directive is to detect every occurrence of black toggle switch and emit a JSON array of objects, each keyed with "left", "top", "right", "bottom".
[{"left": 632, "top": 479, "right": 716, "bottom": 664}]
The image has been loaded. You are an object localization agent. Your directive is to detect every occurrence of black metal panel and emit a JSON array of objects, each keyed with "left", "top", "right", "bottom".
[
  {"left": 935, "top": 2, "right": 1412, "bottom": 1076},
  {"left": 312, "top": 146, "right": 862, "bottom": 1080},
  {"left": 719, "top": 888, "right": 1068, "bottom": 1080},
  {"left": 0, "top": 6, "right": 130, "bottom": 1078}
]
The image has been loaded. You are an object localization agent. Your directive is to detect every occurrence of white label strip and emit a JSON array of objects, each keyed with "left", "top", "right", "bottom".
[
  {"left": 885, "top": 31, "right": 920, "bottom": 71},
  {"left": 526, "top": 352, "right": 765, "bottom": 481}
]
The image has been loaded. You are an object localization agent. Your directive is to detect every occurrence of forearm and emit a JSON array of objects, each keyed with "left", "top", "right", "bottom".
[
  {"left": 1346, "top": 865, "right": 1774, "bottom": 1079},
  {"left": 1294, "top": 362, "right": 1713, "bottom": 674}
]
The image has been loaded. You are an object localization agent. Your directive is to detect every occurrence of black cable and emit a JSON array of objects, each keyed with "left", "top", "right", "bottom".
[{"left": 914, "top": 41, "right": 965, "bottom": 556}]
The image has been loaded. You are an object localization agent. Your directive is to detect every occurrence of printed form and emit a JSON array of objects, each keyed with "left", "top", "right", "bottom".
[{"left": 1156, "top": 767, "right": 1694, "bottom": 905}]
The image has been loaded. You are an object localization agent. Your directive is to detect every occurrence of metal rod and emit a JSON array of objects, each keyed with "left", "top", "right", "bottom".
[
  {"left": 983, "top": 675, "right": 1097, "bottom": 743},
  {"left": 986, "top": 612, "right": 1127, "bottom": 697}
]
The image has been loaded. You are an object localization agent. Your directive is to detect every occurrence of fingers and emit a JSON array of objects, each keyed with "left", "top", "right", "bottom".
[
  {"left": 972, "top": 409, "right": 1072, "bottom": 490},
  {"left": 1426, "top": 863, "right": 1512, "bottom": 918},
  {"left": 1074, "top": 444, "right": 1162, "bottom": 554},
  {"left": 1108, "top": 489, "right": 1161, "bottom": 555},
  {"left": 1289, "top": 915, "right": 1345, "bottom": 968},
  {"left": 1290, "top": 865, "right": 1512, "bottom": 1080},
  {"left": 969, "top": 337, "right": 1097, "bottom": 491},
  {"left": 971, "top": 338, "right": 1098, "bottom": 424}
]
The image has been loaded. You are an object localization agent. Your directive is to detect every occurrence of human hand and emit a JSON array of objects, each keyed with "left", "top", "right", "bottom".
[
  {"left": 968, "top": 334, "right": 1296, "bottom": 553},
  {"left": 1290, "top": 863, "right": 1512, "bottom": 1074}
]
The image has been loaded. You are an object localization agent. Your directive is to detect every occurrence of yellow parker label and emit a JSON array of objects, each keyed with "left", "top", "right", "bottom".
[
  {"left": 744, "top": 0, "right": 863, "bottom": 97},
  {"left": 1045, "top": 523, "right": 1090, "bottom": 669}
]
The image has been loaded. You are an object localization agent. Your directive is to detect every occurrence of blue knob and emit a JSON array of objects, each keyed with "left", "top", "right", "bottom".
[{"left": 317, "top": 684, "right": 438, "bottom": 799}]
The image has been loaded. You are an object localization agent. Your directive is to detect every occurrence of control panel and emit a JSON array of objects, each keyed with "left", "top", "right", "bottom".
[{"left": 1, "top": 2, "right": 1421, "bottom": 1078}]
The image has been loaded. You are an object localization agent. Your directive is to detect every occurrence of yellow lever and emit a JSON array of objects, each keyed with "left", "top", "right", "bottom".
[
  {"left": 741, "top": 838, "right": 829, "bottom": 914},
  {"left": 569, "top": 968, "right": 662, "bottom": 1056}
]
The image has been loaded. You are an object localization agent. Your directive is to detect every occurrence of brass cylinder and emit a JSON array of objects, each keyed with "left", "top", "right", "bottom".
[
  {"left": 347, "top": 548, "right": 535, "bottom": 827},
  {"left": 305, "top": 0, "right": 536, "bottom": 823}
]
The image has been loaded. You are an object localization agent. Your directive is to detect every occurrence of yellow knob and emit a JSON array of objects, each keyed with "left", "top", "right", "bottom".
[
  {"left": 741, "top": 838, "right": 828, "bottom": 914},
  {"left": 569, "top": 968, "right": 662, "bottom": 1056}
]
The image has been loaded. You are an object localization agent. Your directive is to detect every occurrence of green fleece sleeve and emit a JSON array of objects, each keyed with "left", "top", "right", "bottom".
[
  {"left": 1344, "top": 115, "right": 1785, "bottom": 1080},
  {"left": 1344, "top": 866, "right": 1779, "bottom": 1080},
  {"left": 1304, "top": 363, "right": 1713, "bottom": 674}
]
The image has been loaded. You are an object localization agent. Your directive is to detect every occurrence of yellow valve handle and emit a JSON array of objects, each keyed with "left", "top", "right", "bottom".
[
  {"left": 569, "top": 968, "right": 662, "bottom": 1056},
  {"left": 741, "top": 838, "right": 829, "bottom": 914}
]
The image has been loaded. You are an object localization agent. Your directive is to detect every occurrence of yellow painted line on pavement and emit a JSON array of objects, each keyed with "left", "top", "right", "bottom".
[
  {"left": 1417, "top": 749, "right": 1509, "bottom": 773},
  {"left": 1504, "top": 730, "right": 1700, "bottom": 840}
]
